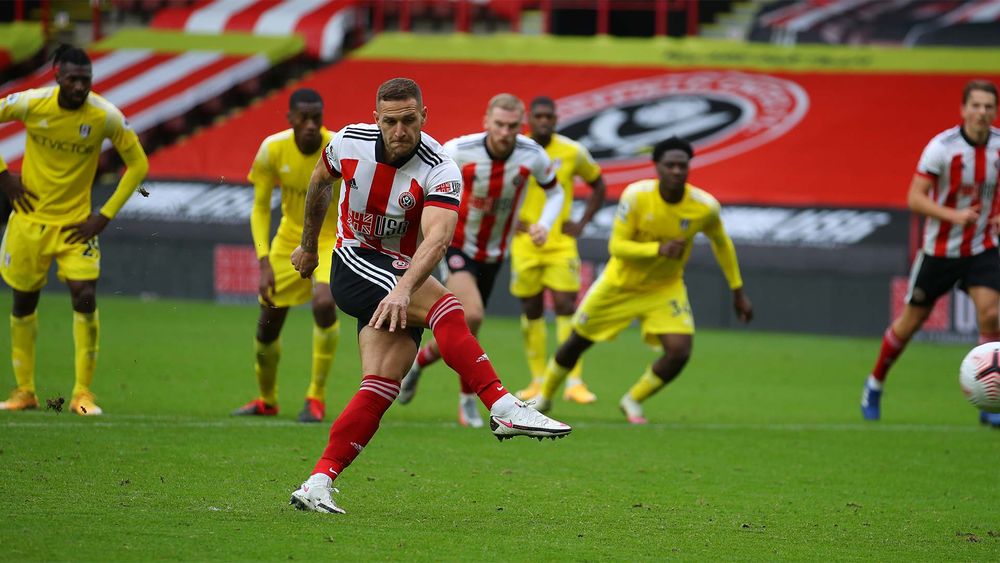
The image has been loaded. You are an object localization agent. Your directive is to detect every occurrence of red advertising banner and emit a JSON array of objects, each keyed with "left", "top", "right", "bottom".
[{"left": 148, "top": 58, "right": 999, "bottom": 209}]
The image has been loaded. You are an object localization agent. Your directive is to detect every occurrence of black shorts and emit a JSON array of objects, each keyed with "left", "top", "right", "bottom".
[
  {"left": 330, "top": 246, "right": 423, "bottom": 346},
  {"left": 445, "top": 247, "right": 503, "bottom": 306},
  {"left": 907, "top": 248, "right": 1000, "bottom": 307}
]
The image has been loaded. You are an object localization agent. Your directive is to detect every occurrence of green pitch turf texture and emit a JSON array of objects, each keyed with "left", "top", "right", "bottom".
[{"left": 1, "top": 294, "right": 997, "bottom": 561}]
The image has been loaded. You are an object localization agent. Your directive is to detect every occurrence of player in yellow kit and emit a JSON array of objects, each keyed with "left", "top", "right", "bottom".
[
  {"left": 0, "top": 45, "right": 149, "bottom": 415},
  {"left": 232, "top": 89, "right": 342, "bottom": 423},
  {"left": 512, "top": 96, "right": 606, "bottom": 404},
  {"left": 534, "top": 137, "right": 753, "bottom": 423}
]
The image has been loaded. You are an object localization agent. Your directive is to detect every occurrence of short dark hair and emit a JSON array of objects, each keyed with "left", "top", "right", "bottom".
[
  {"left": 530, "top": 96, "right": 556, "bottom": 111},
  {"left": 376, "top": 77, "right": 422, "bottom": 107},
  {"left": 289, "top": 88, "right": 323, "bottom": 110},
  {"left": 963, "top": 79, "right": 998, "bottom": 104},
  {"left": 652, "top": 137, "right": 694, "bottom": 162},
  {"left": 52, "top": 44, "right": 91, "bottom": 68}
]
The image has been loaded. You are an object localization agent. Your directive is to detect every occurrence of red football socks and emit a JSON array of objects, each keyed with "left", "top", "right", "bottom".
[
  {"left": 312, "top": 375, "right": 399, "bottom": 480},
  {"left": 426, "top": 294, "right": 506, "bottom": 409}
]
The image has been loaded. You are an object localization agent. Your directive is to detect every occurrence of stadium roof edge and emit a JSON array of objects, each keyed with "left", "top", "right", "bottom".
[
  {"left": 91, "top": 28, "right": 303, "bottom": 63},
  {"left": 353, "top": 33, "right": 1000, "bottom": 74}
]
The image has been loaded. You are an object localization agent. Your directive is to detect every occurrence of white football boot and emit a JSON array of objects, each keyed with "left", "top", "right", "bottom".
[
  {"left": 289, "top": 475, "right": 346, "bottom": 514},
  {"left": 458, "top": 393, "right": 485, "bottom": 428},
  {"left": 619, "top": 394, "right": 648, "bottom": 425},
  {"left": 396, "top": 361, "right": 422, "bottom": 405},
  {"left": 489, "top": 398, "right": 571, "bottom": 441}
]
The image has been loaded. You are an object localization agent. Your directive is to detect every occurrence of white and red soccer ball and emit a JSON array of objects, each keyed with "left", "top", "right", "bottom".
[{"left": 959, "top": 342, "right": 1000, "bottom": 413}]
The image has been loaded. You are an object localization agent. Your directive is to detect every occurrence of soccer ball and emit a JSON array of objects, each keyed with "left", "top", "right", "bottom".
[{"left": 959, "top": 342, "right": 1000, "bottom": 413}]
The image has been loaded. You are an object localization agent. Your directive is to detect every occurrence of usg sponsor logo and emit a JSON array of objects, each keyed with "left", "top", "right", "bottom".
[{"left": 556, "top": 71, "right": 809, "bottom": 185}]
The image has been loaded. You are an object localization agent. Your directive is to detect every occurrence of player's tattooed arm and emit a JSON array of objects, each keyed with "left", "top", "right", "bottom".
[
  {"left": 292, "top": 159, "right": 338, "bottom": 278},
  {"left": 301, "top": 160, "right": 337, "bottom": 252}
]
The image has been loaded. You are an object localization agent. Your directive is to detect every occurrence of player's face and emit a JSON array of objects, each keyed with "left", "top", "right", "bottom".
[
  {"left": 288, "top": 101, "right": 324, "bottom": 154},
  {"left": 375, "top": 98, "right": 426, "bottom": 160},
  {"left": 655, "top": 149, "right": 690, "bottom": 191},
  {"left": 56, "top": 62, "right": 92, "bottom": 110},
  {"left": 484, "top": 107, "right": 523, "bottom": 157},
  {"left": 528, "top": 104, "right": 556, "bottom": 138},
  {"left": 962, "top": 90, "right": 998, "bottom": 133}
]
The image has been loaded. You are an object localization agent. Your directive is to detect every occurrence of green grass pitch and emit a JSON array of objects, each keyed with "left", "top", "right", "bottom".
[{"left": 1, "top": 293, "right": 997, "bottom": 561}]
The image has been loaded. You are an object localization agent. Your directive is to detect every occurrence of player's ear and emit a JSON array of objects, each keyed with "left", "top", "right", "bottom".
[
  {"left": 421, "top": 106, "right": 427, "bottom": 123},
  {"left": 372, "top": 109, "right": 379, "bottom": 123}
]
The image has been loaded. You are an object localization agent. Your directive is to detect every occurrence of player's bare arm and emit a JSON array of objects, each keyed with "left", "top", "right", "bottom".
[
  {"left": 907, "top": 173, "right": 980, "bottom": 226},
  {"left": 563, "top": 175, "right": 607, "bottom": 238},
  {"left": 292, "top": 159, "right": 338, "bottom": 278},
  {"left": 0, "top": 170, "right": 38, "bottom": 214},
  {"left": 369, "top": 205, "right": 458, "bottom": 332}
]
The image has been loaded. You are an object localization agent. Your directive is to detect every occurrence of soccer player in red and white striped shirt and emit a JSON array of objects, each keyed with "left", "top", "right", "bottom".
[
  {"left": 396, "top": 94, "right": 565, "bottom": 428},
  {"left": 861, "top": 80, "right": 1000, "bottom": 427},
  {"left": 286, "top": 79, "right": 571, "bottom": 515}
]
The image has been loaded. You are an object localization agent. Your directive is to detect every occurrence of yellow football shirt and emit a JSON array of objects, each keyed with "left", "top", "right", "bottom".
[
  {"left": 604, "top": 179, "right": 743, "bottom": 291},
  {"left": 0, "top": 86, "right": 142, "bottom": 225},
  {"left": 517, "top": 133, "right": 601, "bottom": 251},
  {"left": 248, "top": 128, "right": 340, "bottom": 258}
]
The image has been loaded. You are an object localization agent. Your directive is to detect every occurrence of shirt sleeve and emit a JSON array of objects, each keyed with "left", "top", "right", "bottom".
[
  {"left": 0, "top": 91, "right": 31, "bottom": 173},
  {"left": 574, "top": 144, "right": 602, "bottom": 184},
  {"left": 608, "top": 187, "right": 659, "bottom": 259},
  {"left": 915, "top": 137, "right": 945, "bottom": 179},
  {"left": 532, "top": 148, "right": 558, "bottom": 189},
  {"left": 104, "top": 106, "right": 140, "bottom": 154},
  {"left": 424, "top": 157, "right": 463, "bottom": 212},
  {"left": 702, "top": 205, "right": 744, "bottom": 290},
  {"left": 248, "top": 140, "right": 276, "bottom": 259},
  {"left": 322, "top": 130, "right": 343, "bottom": 177}
]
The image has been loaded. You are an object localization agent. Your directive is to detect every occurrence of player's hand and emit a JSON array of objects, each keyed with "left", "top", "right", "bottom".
[
  {"left": 63, "top": 213, "right": 110, "bottom": 244},
  {"left": 562, "top": 220, "right": 585, "bottom": 238},
  {"left": 370, "top": 287, "right": 410, "bottom": 332},
  {"left": 291, "top": 245, "right": 319, "bottom": 279},
  {"left": 658, "top": 239, "right": 687, "bottom": 259},
  {"left": 528, "top": 223, "right": 549, "bottom": 246},
  {"left": 733, "top": 288, "right": 753, "bottom": 324},
  {"left": 952, "top": 204, "right": 981, "bottom": 226},
  {"left": 258, "top": 258, "right": 277, "bottom": 307},
  {"left": 0, "top": 172, "right": 39, "bottom": 214}
]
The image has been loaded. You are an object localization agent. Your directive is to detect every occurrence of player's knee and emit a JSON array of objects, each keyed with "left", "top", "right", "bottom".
[
  {"left": 552, "top": 298, "right": 576, "bottom": 317},
  {"left": 71, "top": 287, "right": 97, "bottom": 313},
  {"left": 464, "top": 305, "right": 485, "bottom": 331},
  {"left": 978, "top": 306, "right": 999, "bottom": 332},
  {"left": 521, "top": 295, "right": 544, "bottom": 319},
  {"left": 555, "top": 331, "right": 591, "bottom": 366}
]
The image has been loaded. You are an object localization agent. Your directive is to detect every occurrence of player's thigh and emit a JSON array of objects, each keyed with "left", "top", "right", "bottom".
[
  {"left": 906, "top": 251, "right": 964, "bottom": 307},
  {"left": 538, "top": 247, "right": 581, "bottom": 293},
  {"left": 267, "top": 237, "right": 312, "bottom": 308},
  {"left": 509, "top": 246, "right": 545, "bottom": 298},
  {"left": 640, "top": 281, "right": 694, "bottom": 346},
  {"left": 445, "top": 270, "right": 485, "bottom": 318},
  {"left": 572, "top": 280, "right": 637, "bottom": 343},
  {"left": 358, "top": 325, "right": 419, "bottom": 380},
  {"left": 0, "top": 215, "right": 58, "bottom": 292},
  {"left": 962, "top": 248, "right": 1000, "bottom": 311}
]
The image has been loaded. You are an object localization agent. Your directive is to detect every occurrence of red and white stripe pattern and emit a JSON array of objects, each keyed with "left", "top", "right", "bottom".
[
  {"left": 444, "top": 132, "right": 557, "bottom": 263},
  {"left": 359, "top": 375, "right": 400, "bottom": 402},
  {"left": 916, "top": 126, "right": 1000, "bottom": 258},
  {"left": 151, "top": 0, "right": 360, "bottom": 60},
  {"left": 0, "top": 49, "right": 269, "bottom": 167},
  {"left": 427, "top": 294, "right": 463, "bottom": 331},
  {"left": 324, "top": 123, "right": 462, "bottom": 261}
]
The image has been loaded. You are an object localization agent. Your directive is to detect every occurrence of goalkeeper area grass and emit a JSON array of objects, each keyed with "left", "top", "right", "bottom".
[{"left": 1, "top": 294, "right": 997, "bottom": 560}]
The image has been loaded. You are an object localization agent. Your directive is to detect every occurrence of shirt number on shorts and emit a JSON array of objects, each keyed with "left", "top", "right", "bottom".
[
  {"left": 669, "top": 299, "right": 691, "bottom": 317},
  {"left": 82, "top": 238, "right": 99, "bottom": 257}
]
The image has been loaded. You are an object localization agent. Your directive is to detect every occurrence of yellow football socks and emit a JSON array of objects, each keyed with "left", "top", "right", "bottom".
[
  {"left": 307, "top": 320, "right": 340, "bottom": 401},
  {"left": 71, "top": 311, "right": 99, "bottom": 396},
  {"left": 255, "top": 338, "right": 281, "bottom": 406},
  {"left": 521, "top": 315, "right": 547, "bottom": 380},
  {"left": 10, "top": 313, "right": 37, "bottom": 393},
  {"left": 556, "top": 315, "right": 583, "bottom": 380},
  {"left": 627, "top": 366, "right": 665, "bottom": 403},
  {"left": 540, "top": 358, "right": 573, "bottom": 400}
]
